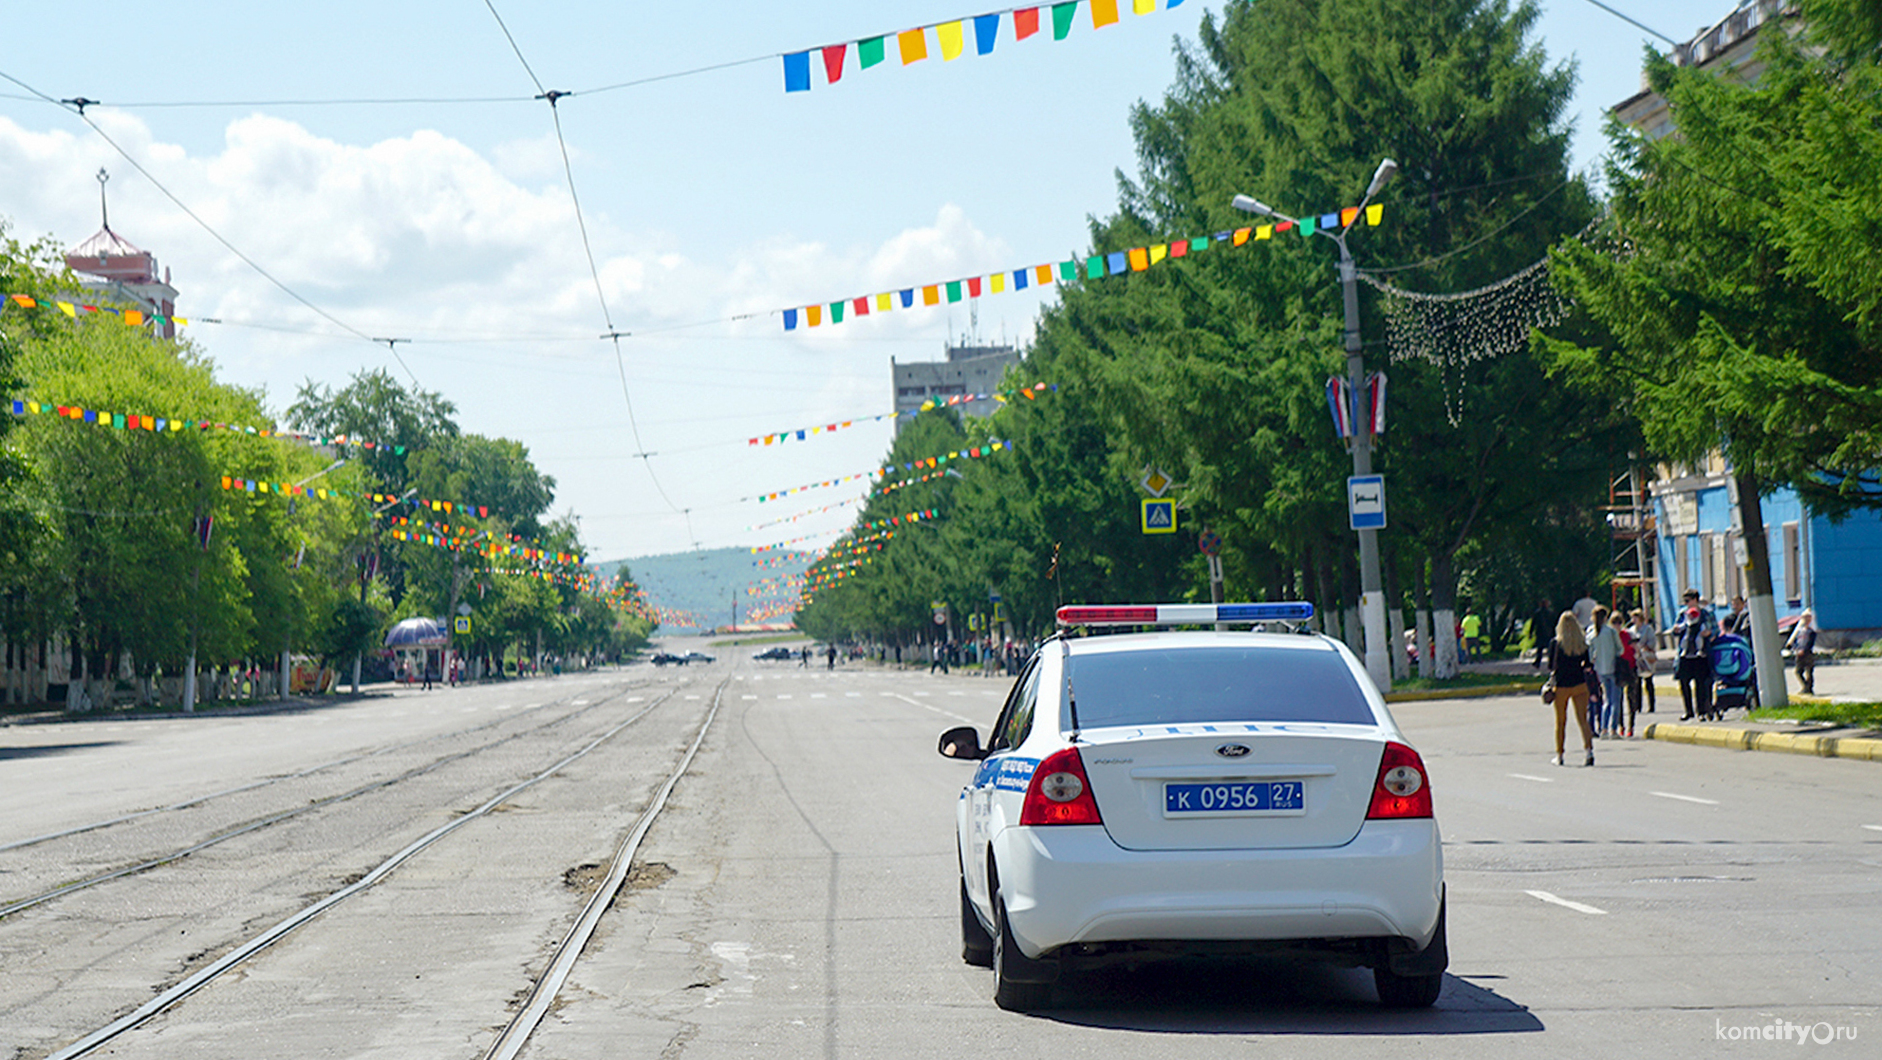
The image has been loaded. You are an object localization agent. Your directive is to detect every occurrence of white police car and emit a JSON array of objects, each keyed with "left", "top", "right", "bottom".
[{"left": 938, "top": 603, "right": 1446, "bottom": 1011}]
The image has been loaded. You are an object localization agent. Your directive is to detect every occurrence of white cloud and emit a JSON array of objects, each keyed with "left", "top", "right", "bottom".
[{"left": 0, "top": 109, "right": 1049, "bottom": 557}]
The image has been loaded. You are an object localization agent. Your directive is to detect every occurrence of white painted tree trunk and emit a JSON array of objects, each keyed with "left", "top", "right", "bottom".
[
  {"left": 1433, "top": 608, "right": 1460, "bottom": 679},
  {"left": 1389, "top": 605, "right": 1409, "bottom": 681},
  {"left": 1414, "top": 610, "right": 1431, "bottom": 678}
]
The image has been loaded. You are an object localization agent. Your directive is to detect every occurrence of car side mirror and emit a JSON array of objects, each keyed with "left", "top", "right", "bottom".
[{"left": 938, "top": 725, "right": 986, "bottom": 760}]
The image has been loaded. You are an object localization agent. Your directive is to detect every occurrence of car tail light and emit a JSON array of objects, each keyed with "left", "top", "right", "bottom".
[
  {"left": 1019, "top": 747, "right": 1103, "bottom": 826},
  {"left": 1366, "top": 741, "right": 1433, "bottom": 819}
]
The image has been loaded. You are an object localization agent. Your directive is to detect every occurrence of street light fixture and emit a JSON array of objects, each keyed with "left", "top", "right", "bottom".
[{"left": 1232, "top": 158, "right": 1398, "bottom": 691}]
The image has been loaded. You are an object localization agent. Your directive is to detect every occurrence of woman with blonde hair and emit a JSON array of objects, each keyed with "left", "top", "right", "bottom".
[{"left": 1547, "top": 610, "right": 1595, "bottom": 766}]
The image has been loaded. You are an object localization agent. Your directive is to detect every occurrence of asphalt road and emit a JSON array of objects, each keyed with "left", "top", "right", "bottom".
[{"left": 2, "top": 649, "right": 1876, "bottom": 1058}]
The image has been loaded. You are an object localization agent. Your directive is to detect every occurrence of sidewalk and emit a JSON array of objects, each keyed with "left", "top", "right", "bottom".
[{"left": 1461, "top": 653, "right": 1882, "bottom": 764}]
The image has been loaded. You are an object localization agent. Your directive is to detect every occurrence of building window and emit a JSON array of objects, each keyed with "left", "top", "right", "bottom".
[
  {"left": 1783, "top": 522, "right": 1801, "bottom": 605},
  {"left": 1675, "top": 535, "right": 1689, "bottom": 597},
  {"left": 897, "top": 386, "right": 927, "bottom": 397},
  {"left": 934, "top": 384, "right": 967, "bottom": 396}
]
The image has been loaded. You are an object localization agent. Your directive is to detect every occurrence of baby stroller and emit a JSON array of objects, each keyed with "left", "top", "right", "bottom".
[{"left": 1709, "top": 631, "right": 1758, "bottom": 718}]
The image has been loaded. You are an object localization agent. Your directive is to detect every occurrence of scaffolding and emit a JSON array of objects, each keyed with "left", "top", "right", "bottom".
[{"left": 1606, "top": 467, "right": 1659, "bottom": 627}]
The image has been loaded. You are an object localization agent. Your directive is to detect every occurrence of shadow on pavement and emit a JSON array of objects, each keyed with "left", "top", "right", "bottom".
[
  {"left": 1030, "top": 956, "right": 1542, "bottom": 1035},
  {"left": 0, "top": 741, "right": 121, "bottom": 760}
]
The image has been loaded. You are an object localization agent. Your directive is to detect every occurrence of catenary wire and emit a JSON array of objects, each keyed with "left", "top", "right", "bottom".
[{"left": 0, "top": 67, "right": 424, "bottom": 389}]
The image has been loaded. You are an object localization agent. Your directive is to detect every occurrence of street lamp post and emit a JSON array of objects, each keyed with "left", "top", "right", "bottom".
[{"left": 1233, "top": 159, "right": 1398, "bottom": 691}]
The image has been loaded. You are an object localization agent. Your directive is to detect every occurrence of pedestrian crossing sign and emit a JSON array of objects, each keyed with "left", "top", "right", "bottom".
[{"left": 1141, "top": 499, "right": 1177, "bottom": 534}]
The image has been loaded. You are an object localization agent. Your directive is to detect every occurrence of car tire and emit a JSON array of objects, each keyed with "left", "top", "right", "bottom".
[
  {"left": 1374, "top": 965, "right": 1442, "bottom": 1007},
  {"left": 992, "top": 890, "right": 1051, "bottom": 1012},
  {"left": 961, "top": 878, "right": 993, "bottom": 967}
]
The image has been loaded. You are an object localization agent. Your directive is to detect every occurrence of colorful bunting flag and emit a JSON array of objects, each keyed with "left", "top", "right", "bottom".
[
  {"left": 745, "top": 385, "right": 1054, "bottom": 446},
  {"left": 776, "top": 204, "right": 1384, "bottom": 330},
  {"left": 783, "top": 1, "right": 1187, "bottom": 93}
]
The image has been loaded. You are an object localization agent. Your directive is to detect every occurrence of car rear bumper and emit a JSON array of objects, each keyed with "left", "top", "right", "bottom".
[{"left": 993, "top": 818, "right": 1443, "bottom": 960}]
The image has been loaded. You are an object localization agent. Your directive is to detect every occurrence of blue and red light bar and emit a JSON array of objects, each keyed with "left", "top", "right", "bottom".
[{"left": 1055, "top": 602, "right": 1315, "bottom": 627}]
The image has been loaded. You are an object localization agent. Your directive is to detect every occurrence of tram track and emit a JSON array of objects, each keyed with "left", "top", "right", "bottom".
[
  {"left": 0, "top": 679, "right": 666, "bottom": 920},
  {"left": 31, "top": 672, "right": 727, "bottom": 1060}
]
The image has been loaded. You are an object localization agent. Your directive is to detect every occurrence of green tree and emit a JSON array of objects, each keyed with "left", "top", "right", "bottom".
[{"left": 1014, "top": 0, "right": 1623, "bottom": 674}]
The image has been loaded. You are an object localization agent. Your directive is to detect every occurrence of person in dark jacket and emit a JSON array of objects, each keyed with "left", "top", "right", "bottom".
[{"left": 1547, "top": 611, "right": 1596, "bottom": 767}]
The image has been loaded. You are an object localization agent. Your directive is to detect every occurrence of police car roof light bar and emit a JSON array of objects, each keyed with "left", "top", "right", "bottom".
[{"left": 1056, "top": 602, "right": 1315, "bottom": 627}]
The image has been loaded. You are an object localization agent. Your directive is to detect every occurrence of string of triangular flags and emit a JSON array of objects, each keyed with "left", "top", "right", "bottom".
[
  {"left": 12, "top": 399, "right": 410, "bottom": 457},
  {"left": 747, "top": 495, "right": 864, "bottom": 532},
  {"left": 749, "top": 385, "right": 1054, "bottom": 446},
  {"left": 216, "top": 474, "right": 495, "bottom": 522},
  {"left": 751, "top": 524, "right": 887, "bottom": 554},
  {"left": 753, "top": 439, "right": 1013, "bottom": 504},
  {"left": 784, "top": 0, "right": 1184, "bottom": 93},
  {"left": 4, "top": 292, "right": 189, "bottom": 329},
  {"left": 781, "top": 209, "right": 1384, "bottom": 331},
  {"left": 215, "top": 476, "right": 582, "bottom": 568},
  {"left": 751, "top": 550, "right": 815, "bottom": 568}
]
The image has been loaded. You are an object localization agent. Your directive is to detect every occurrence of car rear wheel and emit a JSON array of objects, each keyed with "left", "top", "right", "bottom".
[
  {"left": 992, "top": 890, "right": 1051, "bottom": 1012},
  {"left": 961, "top": 878, "right": 993, "bottom": 967},
  {"left": 1373, "top": 966, "right": 1442, "bottom": 1008}
]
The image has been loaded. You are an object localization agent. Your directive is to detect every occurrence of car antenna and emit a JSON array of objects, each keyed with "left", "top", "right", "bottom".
[{"left": 1060, "top": 638, "right": 1080, "bottom": 741}]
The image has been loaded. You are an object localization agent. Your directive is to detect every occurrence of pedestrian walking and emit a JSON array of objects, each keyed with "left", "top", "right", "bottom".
[
  {"left": 1529, "top": 598, "right": 1554, "bottom": 669},
  {"left": 1545, "top": 611, "right": 1596, "bottom": 767},
  {"left": 1589, "top": 606, "right": 1624, "bottom": 738},
  {"left": 826, "top": 644, "right": 837, "bottom": 670},
  {"left": 1618, "top": 617, "right": 1641, "bottom": 736},
  {"left": 1667, "top": 589, "right": 1718, "bottom": 721},
  {"left": 1787, "top": 609, "right": 1818, "bottom": 695},
  {"left": 1629, "top": 609, "right": 1658, "bottom": 715},
  {"left": 1461, "top": 610, "right": 1482, "bottom": 662}
]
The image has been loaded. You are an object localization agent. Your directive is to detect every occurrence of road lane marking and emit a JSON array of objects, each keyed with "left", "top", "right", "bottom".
[
  {"left": 1525, "top": 890, "right": 1607, "bottom": 915},
  {"left": 777, "top": 694, "right": 793, "bottom": 700},
  {"left": 742, "top": 695, "right": 757, "bottom": 700},
  {"left": 883, "top": 691, "right": 978, "bottom": 725},
  {"left": 810, "top": 693, "right": 827, "bottom": 699},
  {"left": 846, "top": 692, "right": 861, "bottom": 697},
  {"left": 1507, "top": 773, "right": 1554, "bottom": 783},
  {"left": 1650, "top": 791, "right": 1720, "bottom": 805},
  {"left": 1863, "top": 825, "right": 1882, "bottom": 833}
]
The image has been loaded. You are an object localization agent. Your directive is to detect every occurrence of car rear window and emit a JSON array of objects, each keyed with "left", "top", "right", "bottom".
[{"left": 1066, "top": 645, "right": 1376, "bottom": 727}]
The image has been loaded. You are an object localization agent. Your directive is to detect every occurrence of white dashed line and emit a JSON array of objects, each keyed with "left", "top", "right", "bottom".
[
  {"left": 1525, "top": 890, "right": 1607, "bottom": 915},
  {"left": 882, "top": 691, "right": 979, "bottom": 725},
  {"left": 685, "top": 695, "right": 700, "bottom": 700},
  {"left": 846, "top": 692, "right": 861, "bottom": 698},
  {"left": 811, "top": 693, "right": 827, "bottom": 699},
  {"left": 1507, "top": 773, "right": 1554, "bottom": 783},
  {"left": 777, "top": 695, "right": 793, "bottom": 700},
  {"left": 742, "top": 695, "right": 758, "bottom": 700},
  {"left": 1649, "top": 791, "right": 1720, "bottom": 805},
  {"left": 1862, "top": 825, "right": 1882, "bottom": 833}
]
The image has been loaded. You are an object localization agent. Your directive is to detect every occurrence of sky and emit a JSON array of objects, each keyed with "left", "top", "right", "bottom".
[{"left": 0, "top": 0, "right": 1751, "bottom": 577}]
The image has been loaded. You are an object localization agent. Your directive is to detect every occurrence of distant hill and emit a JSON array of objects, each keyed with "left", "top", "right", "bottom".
[{"left": 591, "top": 547, "right": 810, "bottom": 635}]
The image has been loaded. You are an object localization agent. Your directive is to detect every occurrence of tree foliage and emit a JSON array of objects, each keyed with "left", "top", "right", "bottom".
[{"left": 1547, "top": 0, "right": 1882, "bottom": 513}]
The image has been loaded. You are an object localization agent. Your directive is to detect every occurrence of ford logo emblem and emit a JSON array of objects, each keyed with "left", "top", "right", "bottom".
[{"left": 1216, "top": 743, "right": 1251, "bottom": 758}]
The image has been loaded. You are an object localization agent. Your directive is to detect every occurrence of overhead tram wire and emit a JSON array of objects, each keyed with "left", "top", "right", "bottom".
[
  {"left": 476, "top": 2, "right": 693, "bottom": 544},
  {"left": 0, "top": 67, "right": 425, "bottom": 390}
]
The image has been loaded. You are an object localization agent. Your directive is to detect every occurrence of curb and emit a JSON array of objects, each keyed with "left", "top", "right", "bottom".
[
  {"left": 1642, "top": 721, "right": 1882, "bottom": 762},
  {"left": 1385, "top": 683, "right": 1536, "bottom": 703}
]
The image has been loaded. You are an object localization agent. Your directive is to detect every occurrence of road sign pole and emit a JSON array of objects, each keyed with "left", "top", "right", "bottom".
[{"left": 1342, "top": 240, "right": 1390, "bottom": 692}]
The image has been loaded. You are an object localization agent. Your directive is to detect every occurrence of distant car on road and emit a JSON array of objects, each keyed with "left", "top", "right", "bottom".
[
  {"left": 649, "top": 652, "right": 684, "bottom": 666},
  {"left": 682, "top": 651, "right": 715, "bottom": 664},
  {"left": 753, "top": 647, "right": 795, "bottom": 661}
]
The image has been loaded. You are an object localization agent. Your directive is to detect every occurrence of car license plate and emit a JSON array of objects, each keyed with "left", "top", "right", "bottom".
[{"left": 1164, "top": 780, "right": 1305, "bottom": 816}]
